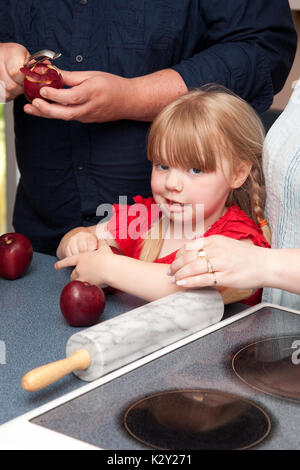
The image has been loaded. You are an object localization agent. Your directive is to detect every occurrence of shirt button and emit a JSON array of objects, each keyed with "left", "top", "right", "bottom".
[
  {"left": 76, "top": 55, "right": 83, "bottom": 63},
  {"left": 77, "top": 164, "right": 84, "bottom": 171},
  {"left": 80, "top": 0, "right": 88, "bottom": 4}
]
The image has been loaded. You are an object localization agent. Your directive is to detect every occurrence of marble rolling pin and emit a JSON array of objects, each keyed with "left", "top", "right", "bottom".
[{"left": 22, "top": 288, "right": 224, "bottom": 391}]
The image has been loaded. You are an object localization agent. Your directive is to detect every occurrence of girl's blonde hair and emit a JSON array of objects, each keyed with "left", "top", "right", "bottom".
[{"left": 140, "top": 86, "right": 270, "bottom": 262}]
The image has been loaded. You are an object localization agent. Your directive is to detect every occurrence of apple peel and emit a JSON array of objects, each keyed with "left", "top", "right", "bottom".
[{"left": 20, "top": 62, "right": 63, "bottom": 102}]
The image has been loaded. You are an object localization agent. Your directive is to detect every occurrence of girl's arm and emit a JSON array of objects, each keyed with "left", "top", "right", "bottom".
[
  {"left": 55, "top": 238, "right": 256, "bottom": 303},
  {"left": 55, "top": 242, "right": 181, "bottom": 302},
  {"left": 55, "top": 240, "right": 252, "bottom": 304},
  {"left": 106, "top": 255, "right": 254, "bottom": 304},
  {"left": 106, "top": 255, "right": 181, "bottom": 301}
]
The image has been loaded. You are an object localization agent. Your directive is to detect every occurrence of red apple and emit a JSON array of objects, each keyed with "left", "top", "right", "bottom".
[
  {"left": 0, "top": 232, "right": 33, "bottom": 280},
  {"left": 60, "top": 280, "right": 106, "bottom": 327},
  {"left": 20, "top": 62, "right": 63, "bottom": 102}
]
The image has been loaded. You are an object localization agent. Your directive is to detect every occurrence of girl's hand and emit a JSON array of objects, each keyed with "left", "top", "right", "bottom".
[
  {"left": 56, "top": 229, "right": 98, "bottom": 259},
  {"left": 168, "top": 235, "right": 268, "bottom": 290},
  {"left": 54, "top": 240, "right": 113, "bottom": 286}
]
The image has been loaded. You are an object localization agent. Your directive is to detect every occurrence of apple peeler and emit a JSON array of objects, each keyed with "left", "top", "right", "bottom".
[{"left": 24, "top": 49, "right": 62, "bottom": 68}]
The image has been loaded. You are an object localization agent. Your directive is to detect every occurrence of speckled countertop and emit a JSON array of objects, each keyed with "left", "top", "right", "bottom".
[{"left": 0, "top": 252, "right": 244, "bottom": 425}]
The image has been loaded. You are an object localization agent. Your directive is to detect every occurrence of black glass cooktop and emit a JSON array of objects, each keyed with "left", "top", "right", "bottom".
[{"left": 31, "top": 306, "right": 300, "bottom": 450}]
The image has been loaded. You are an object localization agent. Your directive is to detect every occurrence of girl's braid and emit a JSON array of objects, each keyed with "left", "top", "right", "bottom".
[{"left": 249, "top": 162, "right": 272, "bottom": 244}]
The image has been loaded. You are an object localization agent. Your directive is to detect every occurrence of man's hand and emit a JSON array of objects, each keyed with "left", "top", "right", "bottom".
[
  {"left": 0, "top": 42, "right": 30, "bottom": 101},
  {"left": 24, "top": 70, "right": 137, "bottom": 123},
  {"left": 23, "top": 68, "right": 187, "bottom": 123}
]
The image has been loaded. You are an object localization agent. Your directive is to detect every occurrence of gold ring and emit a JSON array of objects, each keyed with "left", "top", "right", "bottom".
[
  {"left": 211, "top": 271, "right": 217, "bottom": 285},
  {"left": 206, "top": 258, "right": 213, "bottom": 273},
  {"left": 197, "top": 249, "right": 213, "bottom": 274},
  {"left": 197, "top": 249, "right": 207, "bottom": 258}
]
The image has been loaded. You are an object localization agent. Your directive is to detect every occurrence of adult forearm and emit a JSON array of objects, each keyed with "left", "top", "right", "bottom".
[
  {"left": 128, "top": 69, "right": 188, "bottom": 121},
  {"left": 265, "top": 249, "right": 300, "bottom": 294}
]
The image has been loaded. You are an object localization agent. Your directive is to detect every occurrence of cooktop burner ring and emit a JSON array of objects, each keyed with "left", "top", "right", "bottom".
[
  {"left": 124, "top": 388, "right": 271, "bottom": 450},
  {"left": 232, "top": 334, "right": 300, "bottom": 403}
]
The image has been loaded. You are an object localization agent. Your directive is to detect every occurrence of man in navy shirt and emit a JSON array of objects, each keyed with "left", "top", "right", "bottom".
[{"left": 0, "top": 1, "right": 297, "bottom": 255}]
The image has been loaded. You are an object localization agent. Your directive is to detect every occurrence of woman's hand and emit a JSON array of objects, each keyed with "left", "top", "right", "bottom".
[
  {"left": 56, "top": 227, "right": 98, "bottom": 259},
  {"left": 0, "top": 42, "right": 30, "bottom": 101},
  {"left": 168, "top": 235, "right": 269, "bottom": 290},
  {"left": 23, "top": 70, "right": 135, "bottom": 123},
  {"left": 55, "top": 240, "right": 114, "bottom": 287}
]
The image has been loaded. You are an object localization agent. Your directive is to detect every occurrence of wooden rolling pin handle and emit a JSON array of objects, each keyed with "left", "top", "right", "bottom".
[{"left": 22, "top": 349, "right": 91, "bottom": 392}]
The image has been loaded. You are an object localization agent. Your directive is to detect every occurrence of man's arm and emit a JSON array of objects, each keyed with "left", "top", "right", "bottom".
[
  {"left": 23, "top": 68, "right": 188, "bottom": 123},
  {"left": 23, "top": 0, "right": 297, "bottom": 121},
  {"left": 171, "top": 0, "right": 297, "bottom": 114}
]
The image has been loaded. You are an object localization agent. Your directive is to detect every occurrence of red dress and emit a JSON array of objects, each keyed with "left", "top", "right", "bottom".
[{"left": 107, "top": 196, "right": 270, "bottom": 305}]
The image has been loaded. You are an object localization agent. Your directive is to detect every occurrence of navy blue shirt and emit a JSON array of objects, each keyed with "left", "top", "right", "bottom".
[{"left": 0, "top": 0, "right": 297, "bottom": 254}]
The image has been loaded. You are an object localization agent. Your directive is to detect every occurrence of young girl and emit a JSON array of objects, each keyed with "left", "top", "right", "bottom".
[{"left": 55, "top": 87, "right": 270, "bottom": 304}]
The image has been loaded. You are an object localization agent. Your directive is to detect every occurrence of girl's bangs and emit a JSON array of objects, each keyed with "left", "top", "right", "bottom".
[{"left": 147, "top": 108, "right": 218, "bottom": 172}]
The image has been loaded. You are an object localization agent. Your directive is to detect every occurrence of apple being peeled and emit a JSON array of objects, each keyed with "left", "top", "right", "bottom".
[
  {"left": 20, "top": 62, "right": 63, "bottom": 102},
  {"left": 0, "top": 233, "right": 33, "bottom": 280},
  {"left": 60, "top": 280, "right": 106, "bottom": 327}
]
